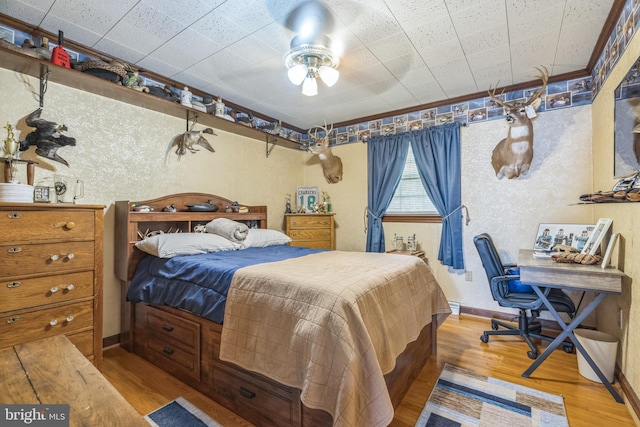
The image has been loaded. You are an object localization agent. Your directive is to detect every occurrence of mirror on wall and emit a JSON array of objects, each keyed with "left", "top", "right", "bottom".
[{"left": 614, "top": 57, "right": 640, "bottom": 178}]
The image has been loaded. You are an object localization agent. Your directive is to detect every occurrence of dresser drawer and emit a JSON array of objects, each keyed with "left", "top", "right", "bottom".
[
  {"left": 145, "top": 334, "right": 200, "bottom": 381},
  {"left": 288, "top": 229, "right": 331, "bottom": 241},
  {"left": 287, "top": 215, "right": 332, "bottom": 229},
  {"left": 1, "top": 271, "right": 94, "bottom": 312},
  {"left": 0, "top": 210, "right": 95, "bottom": 244},
  {"left": 145, "top": 308, "right": 199, "bottom": 351},
  {"left": 289, "top": 240, "right": 332, "bottom": 250},
  {"left": 0, "top": 241, "right": 95, "bottom": 278},
  {"left": 211, "top": 362, "right": 298, "bottom": 427},
  {"left": 0, "top": 300, "right": 93, "bottom": 348}
]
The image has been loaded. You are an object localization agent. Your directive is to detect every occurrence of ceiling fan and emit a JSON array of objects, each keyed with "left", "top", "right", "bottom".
[{"left": 279, "top": 1, "right": 341, "bottom": 96}]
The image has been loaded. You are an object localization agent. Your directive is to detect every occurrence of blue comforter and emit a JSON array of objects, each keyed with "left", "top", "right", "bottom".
[{"left": 127, "top": 246, "right": 324, "bottom": 323}]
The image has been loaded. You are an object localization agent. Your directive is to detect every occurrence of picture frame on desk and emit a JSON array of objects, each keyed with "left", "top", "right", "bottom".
[
  {"left": 582, "top": 218, "right": 613, "bottom": 255},
  {"left": 532, "top": 223, "right": 595, "bottom": 257},
  {"left": 296, "top": 186, "right": 318, "bottom": 212}
]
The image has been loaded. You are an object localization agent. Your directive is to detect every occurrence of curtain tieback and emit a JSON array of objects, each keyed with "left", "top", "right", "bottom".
[
  {"left": 363, "top": 207, "right": 383, "bottom": 233},
  {"left": 442, "top": 204, "right": 470, "bottom": 225}
]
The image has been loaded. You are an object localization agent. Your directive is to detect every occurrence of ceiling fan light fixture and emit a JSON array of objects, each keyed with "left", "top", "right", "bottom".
[
  {"left": 318, "top": 65, "right": 339, "bottom": 87},
  {"left": 284, "top": 34, "right": 340, "bottom": 96},
  {"left": 288, "top": 63, "right": 308, "bottom": 85},
  {"left": 302, "top": 75, "right": 318, "bottom": 96}
]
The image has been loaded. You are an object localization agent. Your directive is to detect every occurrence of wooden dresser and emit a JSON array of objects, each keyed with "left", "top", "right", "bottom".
[
  {"left": 285, "top": 213, "right": 335, "bottom": 250},
  {"left": 0, "top": 202, "right": 104, "bottom": 369}
]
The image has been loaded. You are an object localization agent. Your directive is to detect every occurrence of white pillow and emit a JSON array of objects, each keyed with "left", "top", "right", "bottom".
[
  {"left": 135, "top": 233, "right": 240, "bottom": 258},
  {"left": 242, "top": 228, "right": 292, "bottom": 248}
]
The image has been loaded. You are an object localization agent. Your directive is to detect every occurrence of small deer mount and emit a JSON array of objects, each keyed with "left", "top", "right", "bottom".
[
  {"left": 488, "top": 66, "right": 549, "bottom": 179},
  {"left": 307, "top": 123, "right": 343, "bottom": 184}
]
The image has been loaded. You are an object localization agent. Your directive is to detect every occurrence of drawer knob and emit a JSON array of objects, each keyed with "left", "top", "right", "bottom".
[
  {"left": 162, "top": 324, "right": 174, "bottom": 332},
  {"left": 7, "top": 281, "right": 21, "bottom": 288},
  {"left": 240, "top": 387, "right": 256, "bottom": 399},
  {"left": 163, "top": 347, "right": 174, "bottom": 355},
  {"left": 50, "top": 286, "right": 59, "bottom": 293},
  {"left": 8, "top": 247, "right": 21, "bottom": 254},
  {"left": 49, "top": 319, "right": 58, "bottom": 326},
  {"left": 65, "top": 253, "right": 75, "bottom": 260},
  {"left": 6, "top": 317, "right": 21, "bottom": 324},
  {"left": 50, "top": 254, "right": 59, "bottom": 261},
  {"left": 66, "top": 315, "right": 74, "bottom": 323},
  {"left": 7, "top": 213, "right": 22, "bottom": 219},
  {"left": 66, "top": 284, "right": 75, "bottom": 291},
  {"left": 64, "top": 221, "right": 76, "bottom": 230}
]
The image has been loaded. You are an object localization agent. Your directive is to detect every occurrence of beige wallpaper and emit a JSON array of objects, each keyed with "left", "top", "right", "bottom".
[
  {"left": 0, "top": 68, "right": 305, "bottom": 337},
  {"left": 592, "top": 29, "right": 640, "bottom": 408}
]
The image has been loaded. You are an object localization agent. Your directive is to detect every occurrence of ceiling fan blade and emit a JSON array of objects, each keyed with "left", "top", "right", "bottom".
[{"left": 284, "top": 1, "right": 334, "bottom": 40}]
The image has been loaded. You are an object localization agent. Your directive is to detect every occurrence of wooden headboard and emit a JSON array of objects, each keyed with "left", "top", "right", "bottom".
[{"left": 114, "top": 193, "right": 267, "bottom": 282}]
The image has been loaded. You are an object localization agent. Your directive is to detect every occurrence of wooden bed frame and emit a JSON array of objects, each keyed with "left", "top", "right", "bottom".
[{"left": 114, "top": 193, "right": 438, "bottom": 427}]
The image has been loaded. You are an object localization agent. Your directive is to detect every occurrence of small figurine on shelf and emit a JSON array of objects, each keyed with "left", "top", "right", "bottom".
[
  {"left": 285, "top": 194, "right": 292, "bottom": 213},
  {"left": 180, "top": 86, "right": 193, "bottom": 107},
  {"left": 322, "top": 191, "right": 332, "bottom": 212},
  {"left": 215, "top": 97, "right": 225, "bottom": 117}
]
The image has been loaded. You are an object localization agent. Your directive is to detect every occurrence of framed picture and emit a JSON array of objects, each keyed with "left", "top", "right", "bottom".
[
  {"left": 601, "top": 233, "right": 620, "bottom": 268},
  {"left": 532, "top": 223, "right": 596, "bottom": 256},
  {"left": 582, "top": 218, "right": 613, "bottom": 255},
  {"left": 296, "top": 186, "right": 318, "bottom": 212}
]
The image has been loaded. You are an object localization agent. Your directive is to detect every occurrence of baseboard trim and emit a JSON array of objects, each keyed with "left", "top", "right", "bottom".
[{"left": 462, "top": 306, "right": 639, "bottom": 420}]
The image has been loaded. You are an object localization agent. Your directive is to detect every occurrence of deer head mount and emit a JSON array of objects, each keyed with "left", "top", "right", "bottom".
[
  {"left": 307, "top": 123, "right": 343, "bottom": 184},
  {"left": 488, "top": 66, "right": 549, "bottom": 179}
]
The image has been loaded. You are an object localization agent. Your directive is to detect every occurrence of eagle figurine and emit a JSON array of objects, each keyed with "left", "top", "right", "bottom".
[
  {"left": 172, "top": 128, "right": 217, "bottom": 157},
  {"left": 19, "top": 108, "right": 76, "bottom": 166}
]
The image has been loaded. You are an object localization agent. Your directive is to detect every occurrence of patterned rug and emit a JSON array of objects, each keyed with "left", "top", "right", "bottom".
[
  {"left": 145, "top": 397, "right": 222, "bottom": 427},
  {"left": 416, "top": 364, "right": 569, "bottom": 427}
]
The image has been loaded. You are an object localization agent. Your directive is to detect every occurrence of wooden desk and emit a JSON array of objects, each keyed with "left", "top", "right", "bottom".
[
  {"left": 0, "top": 335, "right": 148, "bottom": 426},
  {"left": 517, "top": 249, "right": 625, "bottom": 403}
]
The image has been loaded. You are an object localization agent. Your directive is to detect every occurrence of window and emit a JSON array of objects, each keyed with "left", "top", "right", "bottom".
[{"left": 384, "top": 145, "right": 441, "bottom": 223}]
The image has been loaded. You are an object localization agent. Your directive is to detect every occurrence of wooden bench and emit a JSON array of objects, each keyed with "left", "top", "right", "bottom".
[{"left": 0, "top": 335, "right": 148, "bottom": 427}]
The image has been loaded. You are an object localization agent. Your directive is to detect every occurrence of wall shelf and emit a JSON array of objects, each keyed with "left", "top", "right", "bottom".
[{"left": 0, "top": 46, "right": 305, "bottom": 152}]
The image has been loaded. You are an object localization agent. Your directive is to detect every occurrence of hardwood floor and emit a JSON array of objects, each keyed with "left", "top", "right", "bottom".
[{"left": 102, "top": 314, "right": 637, "bottom": 426}]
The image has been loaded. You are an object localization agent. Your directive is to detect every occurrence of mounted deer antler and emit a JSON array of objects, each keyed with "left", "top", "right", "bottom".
[
  {"left": 307, "top": 123, "right": 343, "bottom": 184},
  {"left": 488, "top": 66, "right": 549, "bottom": 179}
]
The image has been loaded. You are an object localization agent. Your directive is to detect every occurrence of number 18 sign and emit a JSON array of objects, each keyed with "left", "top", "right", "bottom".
[{"left": 296, "top": 186, "right": 318, "bottom": 212}]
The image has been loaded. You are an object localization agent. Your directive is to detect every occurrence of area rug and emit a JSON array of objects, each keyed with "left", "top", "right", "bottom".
[
  {"left": 145, "top": 397, "right": 222, "bottom": 427},
  {"left": 415, "top": 364, "right": 569, "bottom": 427}
]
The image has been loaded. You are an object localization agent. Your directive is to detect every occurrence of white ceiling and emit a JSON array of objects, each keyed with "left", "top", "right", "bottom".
[{"left": 1, "top": 0, "right": 616, "bottom": 130}]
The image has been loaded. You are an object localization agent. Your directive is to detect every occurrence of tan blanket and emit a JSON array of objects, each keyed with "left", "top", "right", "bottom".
[{"left": 220, "top": 251, "right": 451, "bottom": 427}]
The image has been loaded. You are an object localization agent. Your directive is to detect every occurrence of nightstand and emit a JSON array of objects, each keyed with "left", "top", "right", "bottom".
[{"left": 386, "top": 249, "right": 428, "bottom": 265}]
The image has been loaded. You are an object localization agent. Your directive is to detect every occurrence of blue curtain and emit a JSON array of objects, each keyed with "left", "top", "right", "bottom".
[
  {"left": 410, "top": 122, "right": 464, "bottom": 269},
  {"left": 366, "top": 133, "right": 409, "bottom": 252}
]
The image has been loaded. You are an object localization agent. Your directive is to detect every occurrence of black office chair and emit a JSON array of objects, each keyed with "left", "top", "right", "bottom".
[{"left": 473, "top": 233, "right": 576, "bottom": 359}]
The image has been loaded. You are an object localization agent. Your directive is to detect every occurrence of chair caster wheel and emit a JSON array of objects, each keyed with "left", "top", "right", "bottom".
[
  {"left": 480, "top": 334, "right": 489, "bottom": 343},
  {"left": 491, "top": 321, "right": 499, "bottom": 331},
  {"left": 563, "top": 343, "right": 574, "bottom": 353},
  {"left": 527, "top": 350, "right": 538, "bottom": 359}
]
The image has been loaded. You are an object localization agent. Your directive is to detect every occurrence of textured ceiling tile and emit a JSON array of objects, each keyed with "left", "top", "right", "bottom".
[
  {"left": 507, "top": 2, "right": 565, "bottom": 43},
  {"left": 354, "top": 62, "right": 395, "bottom": 85},
  {"left": 405, "top": 16, "right": 456, "bottom": 50},
  {"left": 411, "top": 80, "right": 448, "bottom": 104},
  {"left": 385, "top": 0, "right": 449, "bottom": 27},
  {"left": 0, "top": 0, "right": 52, "bottom": 26},
  {"left": 39, "top": 14, "right": 104, "bottom": 47},
  {"left": 147, "top": 29, "right": 223, "bottom": 70},
  {"left": 46, "top": 0, "right": 138, "bottom": 35},
  {"left": 450, "top": 0, "right": 506, "bottom": 38},
  {"left": 466, "top": 45, "right": 511, "bottom": 70},
  {"left": 215, "top": 0, "right": 277, "bottom": 34},
  {"left": 506, "top": 0, "right": 562, "bottom": 17},
  {"left": 92, "top": 37, "right": 146, "bottom": 64},
  {"left": 459, "top": 25, "right": 509, "bottom": 55},
  {"left": 141, "top": 0, "right": 219, "bottom": 26},
  {"left": 345, "top": 7, "right": 402, "bottom": 45},
  {"left": 399, "top": 66, "right": 436, "bottom": 88},
  {"left": 190, "top": 9, "right": 250, "bottom": 47},
  {"left": 229, "top": 35, "right": 281, "bottom": 65},
  {"left": 367, "top": 32, "right": 413, "bottom": 62},
  {"left": 419, "top": 39, "right": 466, "bottom": 67},
  {"left": 472, "top": 62, "right": 514, "bottom": 89},
  {"left": 136, "top": 56, "right": 183, "bottom": 80},
  {"left": 430, "top": 57, "right": 471, "bottom": 80},
  {"left": 563, "top": 0, "right": 613, "bottom": 25},
  {"left": 384, "top": 54, "right": 427, "bottom": 78}
]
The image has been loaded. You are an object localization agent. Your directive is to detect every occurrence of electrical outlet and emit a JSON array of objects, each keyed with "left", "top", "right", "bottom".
[{"left": 465, "top": 270, "right": 472, "bottom": 281}]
